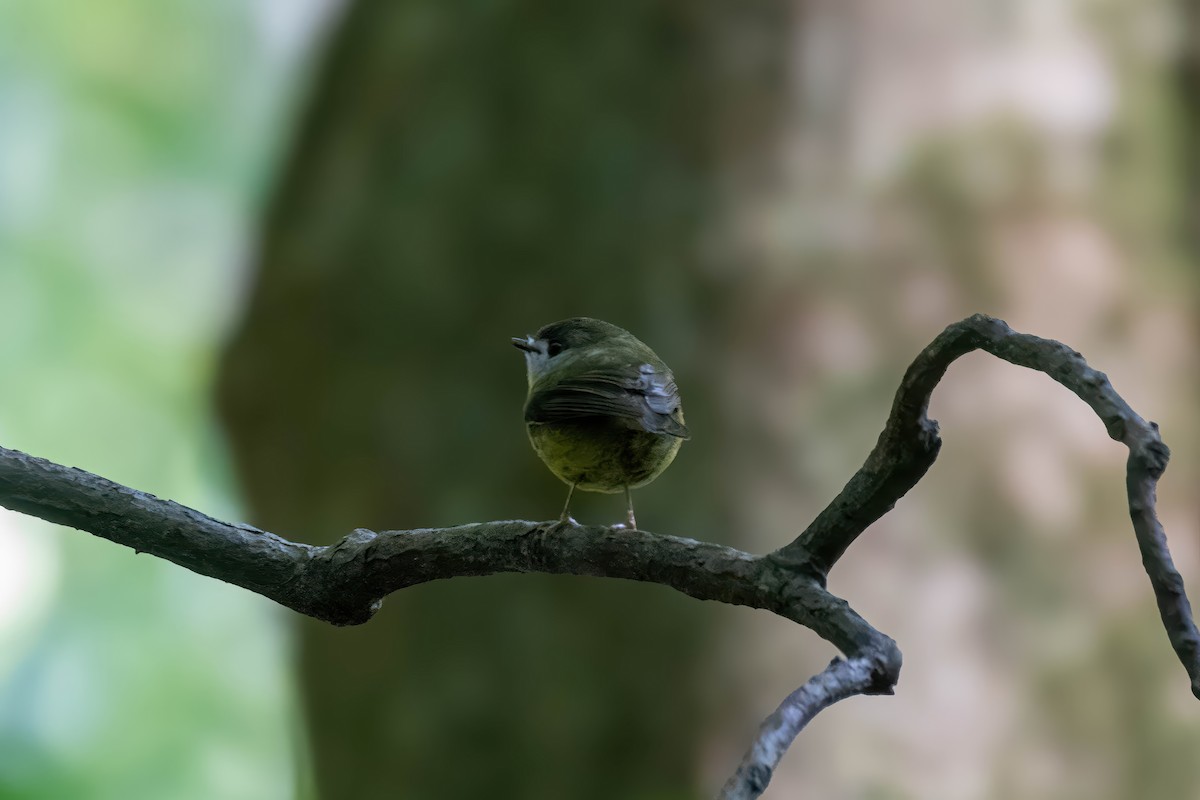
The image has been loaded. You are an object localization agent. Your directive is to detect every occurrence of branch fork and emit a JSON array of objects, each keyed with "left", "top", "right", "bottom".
[{"left": 0, "top": 314, "right": 1194, "bottom": 797}]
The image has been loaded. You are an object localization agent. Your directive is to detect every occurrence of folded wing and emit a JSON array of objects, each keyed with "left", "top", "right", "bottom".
[{"left": 525, "top": 363, "right": 690, "bottom": 439}]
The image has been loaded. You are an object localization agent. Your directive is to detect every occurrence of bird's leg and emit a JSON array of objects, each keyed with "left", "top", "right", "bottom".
[
  {"left": 559, "top": 482, "right": 579, "bottom": 526},
  {"left": 623, "top": 485, "right": 637, "bottom": 530}
]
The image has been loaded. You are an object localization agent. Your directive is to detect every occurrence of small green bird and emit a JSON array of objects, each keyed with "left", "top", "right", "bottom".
[{"left": 513, "top": 317, "right": 689, "bottom": 529}]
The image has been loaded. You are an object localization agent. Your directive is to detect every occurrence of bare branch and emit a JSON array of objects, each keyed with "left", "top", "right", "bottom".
[
  {"left": 719, "top": 657, "right": 879, "bottom": 800},
  {"left": 775, "top": 314, "right": 1200, "bottom": 697},
  {"left": 0, "top": 442, "right": 902, "bottom": 799},
  {"left": 0, "top": 446, "right": 893, "bottom": 655},
  {"left": 0, "top": 313, "right": 1194, "bottom": 798}
]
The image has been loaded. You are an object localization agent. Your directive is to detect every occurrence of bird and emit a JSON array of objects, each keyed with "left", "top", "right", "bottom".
[{"left": 512, "top": 317, "right": 689, "bottom": 529}]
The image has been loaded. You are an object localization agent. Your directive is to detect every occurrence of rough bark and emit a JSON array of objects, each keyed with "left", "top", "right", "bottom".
[{"left": 4, "top": 314, "right": 1196, "bottom": 798}]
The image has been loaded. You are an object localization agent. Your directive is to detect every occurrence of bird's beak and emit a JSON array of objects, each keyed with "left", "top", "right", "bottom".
[{"left": 511, "top": 336, "right": 539, "bottom": 354}]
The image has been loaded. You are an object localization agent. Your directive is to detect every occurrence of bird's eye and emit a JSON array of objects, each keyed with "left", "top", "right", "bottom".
[{"left": 547, "top": 342, "right": 564, "bottom": 357}]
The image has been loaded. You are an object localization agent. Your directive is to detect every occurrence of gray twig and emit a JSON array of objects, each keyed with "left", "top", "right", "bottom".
[
  {"left": 719, "top": 657, "right": 878, "bottom": 800},
  {"left": 0, "top": 313, "right": 1194, "bottom": 799}
]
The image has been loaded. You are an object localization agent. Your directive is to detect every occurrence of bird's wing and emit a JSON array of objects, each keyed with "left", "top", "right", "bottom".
[{"left": 525, "top": 363, "right": 690, "bottom": 439}]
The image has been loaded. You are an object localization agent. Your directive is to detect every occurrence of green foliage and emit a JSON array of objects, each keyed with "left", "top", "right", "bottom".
[{"left": 0, "top": 1, "right": 322, "bottom": 796}]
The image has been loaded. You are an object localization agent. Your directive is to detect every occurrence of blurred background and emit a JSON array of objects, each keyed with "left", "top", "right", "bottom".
[{"left": 0, "top": 1, "right": 1197, "bottom": 798}]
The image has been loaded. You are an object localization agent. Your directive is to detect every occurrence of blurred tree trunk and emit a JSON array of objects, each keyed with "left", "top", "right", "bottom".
[
  {"left": 217, "top": 2, "right": 789, "bottom": 798},
  {"left": 1181, "top": 0, "right": 1200, "bottom": 255}
]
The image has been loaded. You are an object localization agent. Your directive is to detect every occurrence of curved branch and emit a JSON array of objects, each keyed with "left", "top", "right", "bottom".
[
  {"left": 0, "top": 446, "right": 810, "bottom": 628},
  {"left": 776, "top": 313, "right": 1200, "bottom": 698},
  {"left": 0, "top": 442, "right": 902, "bottom": 798},
  {"left": 0, "top": 313, "right": 1194, "bottom": 799},
  {"left": 719, "top": 657, "right": 879, "bottom": 800}
]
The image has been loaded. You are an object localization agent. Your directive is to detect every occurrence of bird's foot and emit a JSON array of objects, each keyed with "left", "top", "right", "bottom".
[
  {"left": 612, "top": 514, "right": 638, "bottom": 531},
  {"left": 557, "top": 513, "right": 580, "bottom": 527}
]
